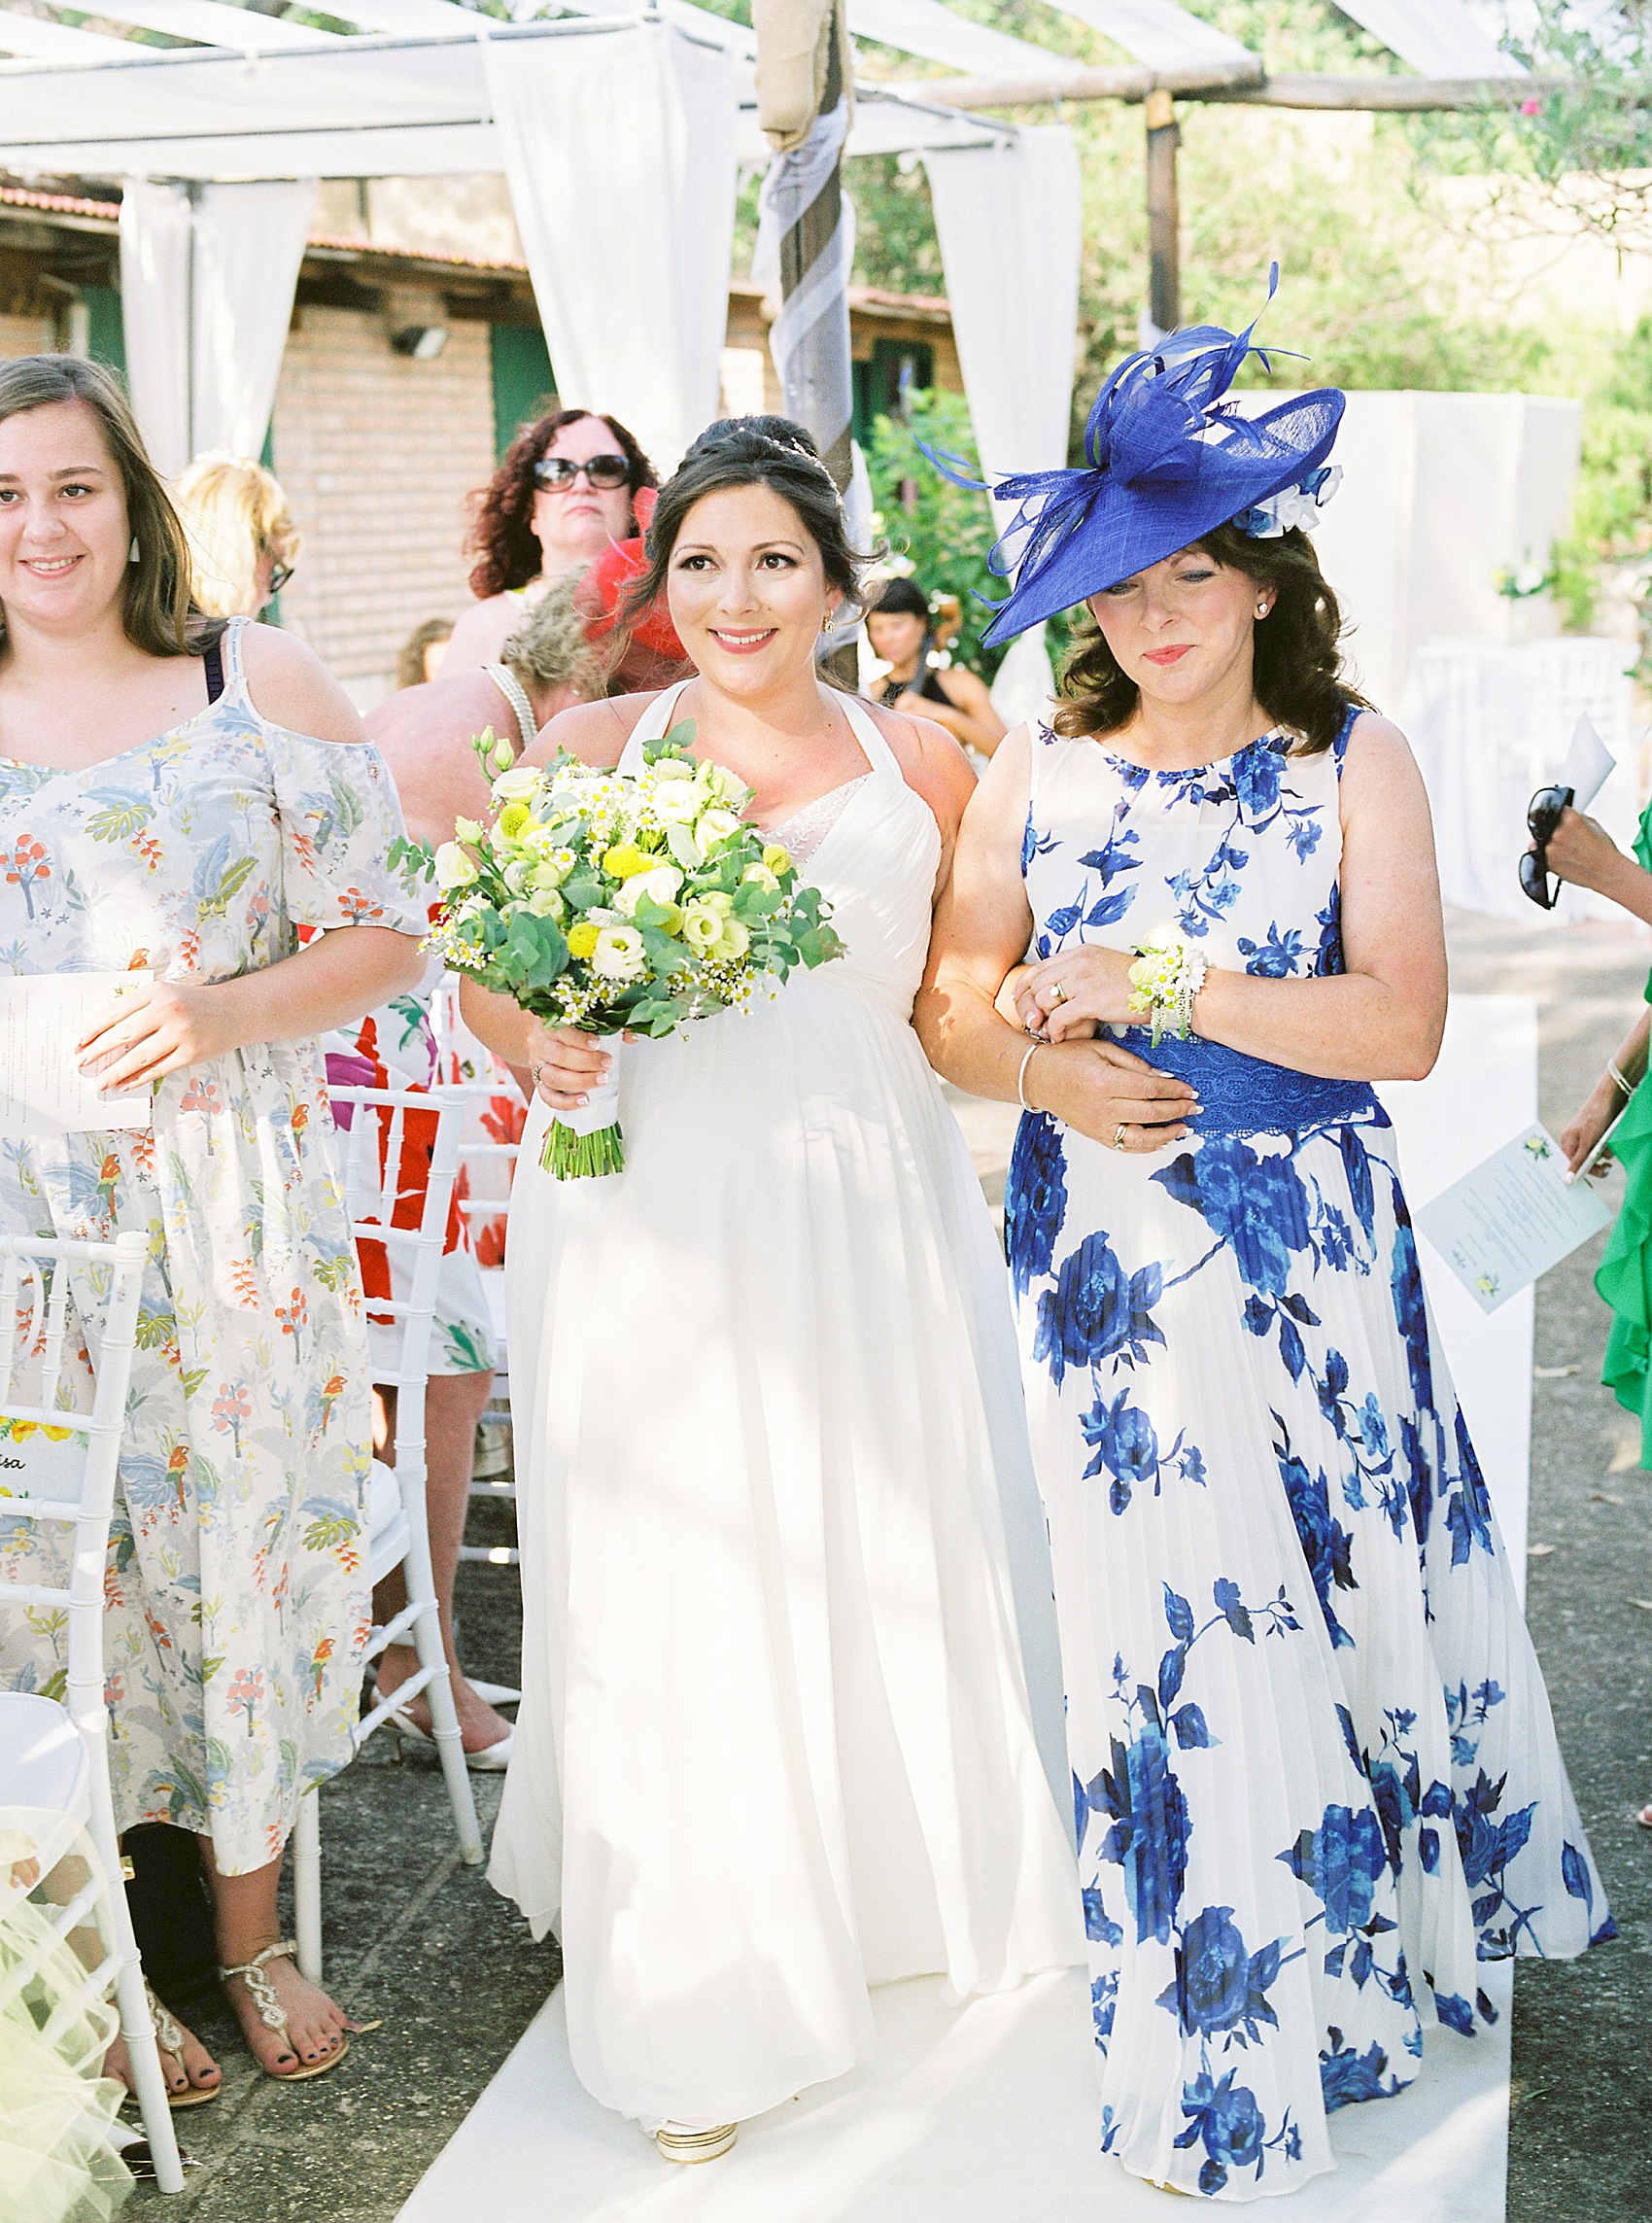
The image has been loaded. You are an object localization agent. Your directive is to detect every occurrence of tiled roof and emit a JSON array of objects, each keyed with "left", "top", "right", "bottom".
[{"left": 0, "top": 181, "right": 120, "bottom": 223}]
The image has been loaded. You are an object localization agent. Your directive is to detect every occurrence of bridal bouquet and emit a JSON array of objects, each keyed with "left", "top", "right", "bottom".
[{"left": 428, "top": 723, "right": 843, "bottom": 1177}]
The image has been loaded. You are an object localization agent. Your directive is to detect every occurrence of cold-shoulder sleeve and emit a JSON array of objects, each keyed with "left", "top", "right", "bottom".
[{"left": 268, "top": 729, "right": 430, "bottom": 936}]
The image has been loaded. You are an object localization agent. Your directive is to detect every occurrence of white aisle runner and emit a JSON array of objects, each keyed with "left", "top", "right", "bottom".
[{"left": 399, "top": 997, "right": 1534, "bottom": 2223}]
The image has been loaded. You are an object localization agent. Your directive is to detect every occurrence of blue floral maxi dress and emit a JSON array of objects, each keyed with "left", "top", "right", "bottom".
[
  {"left": 1006, "top": 708, "right": 1613, "bottom": 2201},
  {"left": 0, "top": 619, "right": 427, "bottom": 1874}
]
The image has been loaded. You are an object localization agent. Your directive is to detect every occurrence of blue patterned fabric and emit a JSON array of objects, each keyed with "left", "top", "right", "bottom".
[
  {"left": 1132, "top": 1033, "right": 1380, "bottom": 1139},
  {"left": 1008, "top": 704, "right": 1613, "bottom": 2200}
]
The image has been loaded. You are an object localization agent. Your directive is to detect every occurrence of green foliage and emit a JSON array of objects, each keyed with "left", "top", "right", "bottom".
[
  {"left": 1412, "top": 4, "right": 1652, "bottom": 240},
  {"left": 1546, "top": 323, "right": 1652, "bottom": 640},
  {"left": 864, "top": 389, "right": 1008, "bottom": 677}
]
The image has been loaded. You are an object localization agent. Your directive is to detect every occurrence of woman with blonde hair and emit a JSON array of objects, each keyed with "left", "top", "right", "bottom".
[{"left": 170, "top": 451, "right": 299, "bottom": 620}]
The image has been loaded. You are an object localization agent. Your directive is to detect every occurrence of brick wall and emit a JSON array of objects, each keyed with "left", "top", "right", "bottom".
[
  {"left": 270, "top": 306, "right": 496, "bottom": 699},
  {"left": 0, "top": 312, "right": 52, "bottom": 358}
]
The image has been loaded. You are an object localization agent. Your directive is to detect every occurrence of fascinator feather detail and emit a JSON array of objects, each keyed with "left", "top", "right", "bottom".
[{"left": 937, "top": 270, "right": 1346, "bottom": 646}]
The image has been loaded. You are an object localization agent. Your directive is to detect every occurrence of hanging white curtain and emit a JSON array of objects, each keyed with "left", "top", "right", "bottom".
[
  {"left": 483, "top": 21, "right": 738, "bottom": 473},
  {"left": 119, "top": 176, "right": 313, "bottom": 476},
  {"left": 118, "top": 178, "right": 193, "bottom": 478},
  {"left": 922, "top": 126, "right": 1082, "bottom": 721},
  {"left": 190, "top": 182, "right": 315, "bottom": 461}
]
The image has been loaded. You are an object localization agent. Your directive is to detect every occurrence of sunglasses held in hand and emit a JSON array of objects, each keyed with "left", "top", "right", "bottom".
[
  {"left": 533, "top": 454, "right": 632, "bottom": 492},
  {"left": 1520, "top": 783, "right": 1573, "bottom": 911}
]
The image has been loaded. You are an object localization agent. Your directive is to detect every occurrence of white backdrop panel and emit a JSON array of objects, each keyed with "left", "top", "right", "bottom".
[{"left": 1303, "top": 392, "right": 1583, "bottom": 713}]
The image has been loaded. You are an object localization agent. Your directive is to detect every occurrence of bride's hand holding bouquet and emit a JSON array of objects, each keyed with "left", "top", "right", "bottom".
[{"left": 429, "top": 723, "right": 843, "bottom": 1176}]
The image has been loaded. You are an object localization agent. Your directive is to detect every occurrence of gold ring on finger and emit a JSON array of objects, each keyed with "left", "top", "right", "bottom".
[
  {"left": 1114, "top": 1122, "right": 1128, "bottom": 1151},
  {"left": 1048, "top": 981, "right": 1067, "bottom": 1004}
]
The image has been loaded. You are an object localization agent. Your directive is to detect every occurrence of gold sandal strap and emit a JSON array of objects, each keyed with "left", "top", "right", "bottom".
[
  {"left": 145, "top": 1984, "right": 185, "bottom": 2057},
  {"left": 219, "top": 1939, "right": 298, "bottom": 2032}
]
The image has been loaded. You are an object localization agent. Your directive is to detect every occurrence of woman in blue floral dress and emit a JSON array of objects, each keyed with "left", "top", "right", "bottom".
[{"left": 919, "top": 303, "right": 1613, "bottom": 2200}]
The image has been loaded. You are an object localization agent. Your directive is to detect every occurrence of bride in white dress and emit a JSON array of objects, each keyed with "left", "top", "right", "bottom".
[{"left": 465, "top": 417, "right": 1082, "bottom": 2160}]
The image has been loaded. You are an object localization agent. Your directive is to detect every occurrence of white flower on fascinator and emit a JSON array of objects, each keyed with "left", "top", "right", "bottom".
[{"left": 1235, "top": 464, "right": 1343, "bottom": 539}]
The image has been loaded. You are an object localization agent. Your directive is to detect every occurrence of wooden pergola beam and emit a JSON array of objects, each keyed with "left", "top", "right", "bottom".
[
  {"left": 900, "top": 65, "right": 1555, "bottom": 335},
  {"left": 914, "top": 69, "right": 1556, "bottom": 117}
]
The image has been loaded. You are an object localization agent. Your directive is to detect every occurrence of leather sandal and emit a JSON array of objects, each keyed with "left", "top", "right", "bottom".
[
  {"left": 120, "top": 1984, "right": 221, "bottom": 2110},
  {"left": 219, "top": 1940, "right": 350, "bottom": 2082}
]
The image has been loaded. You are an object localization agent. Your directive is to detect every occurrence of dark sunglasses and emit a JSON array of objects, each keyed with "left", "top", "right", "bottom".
[
  {"left": 1519, "top": 782, "right": 1573, "bottom": 911},
  {"left": 266, "top": 558, "right": 294, "bottom": 599},
  {"left": 533, "top": 453, "right": 632, "bottom": 492}
]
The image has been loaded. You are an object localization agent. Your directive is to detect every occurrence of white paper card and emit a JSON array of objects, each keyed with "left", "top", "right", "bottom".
[
  {"left": 0, "top": 973, "right": 155, "bottom": 1138},
  {"left": 1416, "top": 1123, "right": 1610, "bottom": 1314},
  {"left": 1557, "top": 711, "right": 1616, "bottom": 812}
]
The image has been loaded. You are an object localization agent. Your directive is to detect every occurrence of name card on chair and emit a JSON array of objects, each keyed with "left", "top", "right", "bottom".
[{"left": 0, "top": 974, "right": 154, "bottom": 1138}]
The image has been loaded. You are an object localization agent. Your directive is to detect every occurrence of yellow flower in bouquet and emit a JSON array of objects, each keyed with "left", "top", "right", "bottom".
[{"left": 427, "top": 722, "right": 844, "bottom": 1177}]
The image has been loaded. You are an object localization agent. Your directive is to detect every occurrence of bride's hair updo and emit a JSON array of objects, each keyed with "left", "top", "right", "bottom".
[
  {"left": 1054, "top": 521, "right": 1370, "bottom": 755},
  {"left": 623, "top": 416, "right": 873, "bottom": 631}
]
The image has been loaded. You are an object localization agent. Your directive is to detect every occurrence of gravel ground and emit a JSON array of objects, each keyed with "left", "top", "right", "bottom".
[{"left": 127, "top": 909, "right": 1652, "bottom": 2222}]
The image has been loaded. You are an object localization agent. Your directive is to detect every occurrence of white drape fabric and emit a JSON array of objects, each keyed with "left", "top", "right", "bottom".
[
  {"left": 484, "top": 22, "right": 738, "bottom": 472},
  {"left": 119, "top": 177, "right": 314, "bottom": 477},
  {"left": 118, "top": 180, "right": 193, "bottom": 479},
  {"left": 190, "top": 183, "right": 315, "bottom": 460},
  {"left": 923, "top": 126, "right": 1081, "bottom": 715}
]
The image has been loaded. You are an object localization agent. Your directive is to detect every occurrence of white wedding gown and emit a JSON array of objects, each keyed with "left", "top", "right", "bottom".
[{"left": 490, "top": 683, "right": 1083, "bottom": 2127}]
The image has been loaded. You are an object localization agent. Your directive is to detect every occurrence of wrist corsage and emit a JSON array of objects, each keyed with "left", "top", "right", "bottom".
[{"left": 1127, "top": 927, "right": 1207, "bottom": 1046}]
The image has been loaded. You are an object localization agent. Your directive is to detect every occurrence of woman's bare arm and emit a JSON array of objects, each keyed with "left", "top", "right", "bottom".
[{"left": 914, "top": 728, "right": 1197, "bottom": 1150}]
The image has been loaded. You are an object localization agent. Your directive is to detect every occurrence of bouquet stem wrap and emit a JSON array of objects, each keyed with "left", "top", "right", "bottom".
[{"left": 541, "top": 1036, "right": 623, "bottom": 1179}]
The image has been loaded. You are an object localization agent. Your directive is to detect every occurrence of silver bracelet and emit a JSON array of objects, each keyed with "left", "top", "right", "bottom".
[
  {"left": 1608, "top": 1059, "right": 1635, "bottom": 1099},
  {"left": 1017, "top": 1040, "right": 1043, "bottom": 1112}
]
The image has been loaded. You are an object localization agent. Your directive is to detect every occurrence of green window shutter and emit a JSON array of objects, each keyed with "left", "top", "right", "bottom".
[
  {"left": 490, "top": 324, "right": 555, "bottom": 460},
  {"left": 853, "top": 340, "right": 934, "bottom": 447},
  {"left": 851, "top": 357, "right": 875, "bottom": 451},
  {"left": 84, "top": 285, "right": 125, "bottom": 374}
]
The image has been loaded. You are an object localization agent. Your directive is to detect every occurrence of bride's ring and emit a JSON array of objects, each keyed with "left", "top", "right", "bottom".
[
  {"left": 1114, "top": 1122, "right": 1128, "bottom": 1152},
  {"left": 1047, "top": 981, "right": 1068, "bottom": 1004}
]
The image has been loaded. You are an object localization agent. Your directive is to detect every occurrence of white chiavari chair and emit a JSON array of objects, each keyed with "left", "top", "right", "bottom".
[
  {"left": 0, "top": 1229, "right": 185, "bottom": 2192},
  {"left": 294, "top": 1085, "right": 482, "bottom": 1984}
]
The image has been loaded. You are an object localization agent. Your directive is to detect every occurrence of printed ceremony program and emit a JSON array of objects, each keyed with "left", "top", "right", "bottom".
[
  {"left": 0, "top": 972, "right": 155, "bottom": 1137},
  {"left": 1416, "top": 1123, "right": 1610, "bottom": 1314}
]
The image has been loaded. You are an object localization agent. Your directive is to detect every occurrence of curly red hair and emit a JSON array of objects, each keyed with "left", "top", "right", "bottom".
[{"left": 465, "top": 406, "right": 658, "bottom": 600}]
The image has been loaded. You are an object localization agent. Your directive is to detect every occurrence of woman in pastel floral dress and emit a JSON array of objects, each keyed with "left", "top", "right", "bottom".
[
  {"left": 0, "top": 360, "right": 427, "bottom": 2095},
  {"left": 919, "top": 308, "right": 1614, "bottom": 2200}
]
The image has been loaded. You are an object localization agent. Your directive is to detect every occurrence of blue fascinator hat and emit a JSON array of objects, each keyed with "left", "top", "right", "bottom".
[{"left": 970, "top": 271, "right": 1346, "bottom": 647}]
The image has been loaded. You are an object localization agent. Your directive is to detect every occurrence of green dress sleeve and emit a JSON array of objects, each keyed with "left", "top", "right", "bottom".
[{"left": 1594, "top": 798, "right": 1652, "bottom": 1458}]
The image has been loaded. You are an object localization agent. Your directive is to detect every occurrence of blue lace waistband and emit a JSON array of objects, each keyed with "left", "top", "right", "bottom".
[{"left": 1119, "top": 1029, "right": 1388, "bottom": 1138}]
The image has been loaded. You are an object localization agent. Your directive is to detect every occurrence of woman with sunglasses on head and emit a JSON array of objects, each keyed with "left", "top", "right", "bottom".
[
  {"left": 917, "top": 296, "right": 1613, "bottom": 2201},
  {"left": 442, "top": 407, "right": 656, "bottom": 674}
]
